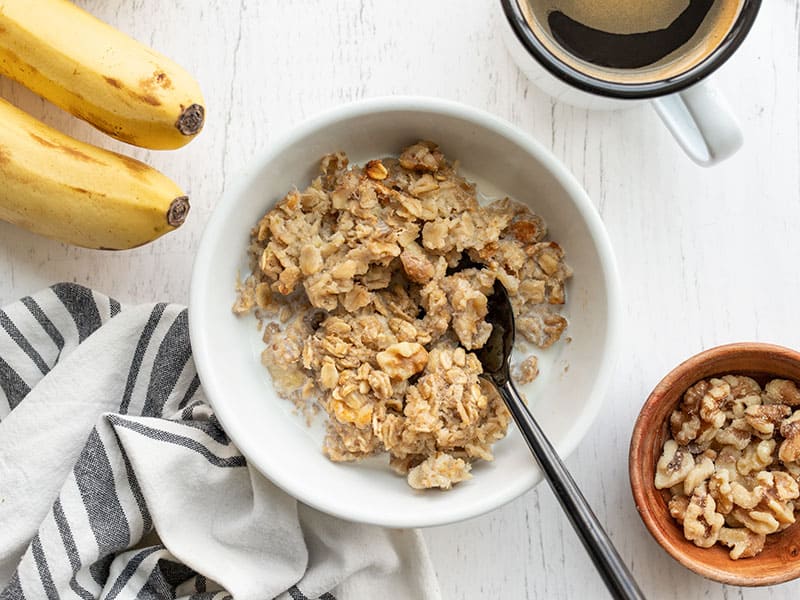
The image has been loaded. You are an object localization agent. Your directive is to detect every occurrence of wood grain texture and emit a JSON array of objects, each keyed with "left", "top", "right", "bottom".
[{"left": 1, "top": 0, "right": 799, "bottom": 598}]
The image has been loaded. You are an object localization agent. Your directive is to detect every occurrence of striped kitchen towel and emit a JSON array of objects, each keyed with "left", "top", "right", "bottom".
[{"left": 0, "top": 284, "right": 441, "bottom": 600}]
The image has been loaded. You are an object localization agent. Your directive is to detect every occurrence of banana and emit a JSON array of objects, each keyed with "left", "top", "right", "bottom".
[
  {"left": 0, "top": 0, "right": 205, "bottom": 150},
  {"left": 0, "top": 96, "right": 189, "bottom": 250}
]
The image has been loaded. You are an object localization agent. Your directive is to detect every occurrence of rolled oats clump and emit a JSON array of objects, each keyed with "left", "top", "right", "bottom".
[
  {"left": 234, "top": 141, "right": 571, "bottom": 489},
  {"left": 656, "top": 375, "right": 800, "bottom": 558}
]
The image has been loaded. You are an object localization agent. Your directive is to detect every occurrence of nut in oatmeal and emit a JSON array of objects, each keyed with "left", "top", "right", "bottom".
[
  {"left": 365, "top": 159, "right": 389, "bottom": 181},
  {"left": 513, "top": 355, "right": 540, "bottom": 385},
  {"left": 376, "top": 342, "right": 429, "bottom": 380},
  {"left": 234, "top": 142, "right": 571, "bottom": 489}
]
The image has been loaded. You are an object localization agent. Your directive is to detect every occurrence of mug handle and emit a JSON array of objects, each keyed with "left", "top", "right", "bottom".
[{"left": 650, "top": 79, "right": 743, "bottom": 167}]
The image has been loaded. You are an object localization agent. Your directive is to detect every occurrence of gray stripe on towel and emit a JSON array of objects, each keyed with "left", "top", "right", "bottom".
[
  {"left": 89, "top": 555, "right": 114, "bottom": 588},
  {"left": 0, "top": 355, "right": 30, "bottom": 410},
  {"left": 53, "top": 499, "right": 80, "bottom": 572},
  {"left": 73, "top": 429, "right": 131, "bottom": 581},
  {"left": 136, "top": 560, "right": 174, "bottom": 600},
  {"left": 53, "top": 499, "right": 95, "bottom": 600},
  {"left": 0, "top": 572, "right": 24, "bottom": 600},
  {"left": 51, "top": 283, "right": 102, "bottom": 343},
  {"left": 177, "top": 415, "right": 230, "bottom": 446},
  {"left": 105, "top": 546, "right": 162, "bottom": 600},
  {"left": 178, "top": 374, "right": 201, "bottom": 409},
  {"left": 112, "top": 430, "right": 153, "bottom": 533},
  {"left": 107, "top": 415, "right": 246, "bottom": 468},
  {"left": 119, "top": 303, "right": 166, "bottom": 414},
  {"left": 142, "top": 309, "right": 192, "bottom": 417},
  {"left": 288, "top": 586, "right": 309, "bottom": 600},
  {"left": 30, "top": 535, "right": 59, "bottom": 600},
  {"left": 0, "top": 311, "right": 50, "bottom": 375},
  {"left": 21, "top": 296, "right": 65, "bottom": 351}
]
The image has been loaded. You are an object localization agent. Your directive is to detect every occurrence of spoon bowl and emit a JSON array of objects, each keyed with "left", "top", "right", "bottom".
[{"left": 475, "top": 280, "right": 515, "bottom": 386}]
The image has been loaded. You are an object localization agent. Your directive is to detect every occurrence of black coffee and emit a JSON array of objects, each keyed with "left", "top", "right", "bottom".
[{"left": 524, "top": 0, "right": 742, "bottom": 80}]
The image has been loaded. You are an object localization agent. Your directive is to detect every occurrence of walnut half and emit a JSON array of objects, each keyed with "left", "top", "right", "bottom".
[
  {"left": 718, "top": 527, "right": 766, "bottom": 560},
  {"left": 684, "top": 484, "right": 724, "bottom": 548},
  {"left": 376, "top": 342, "right": 429, "bottom": 380},
  {"left": 655, "top": 440, "right": 694, "bottom": 490}
]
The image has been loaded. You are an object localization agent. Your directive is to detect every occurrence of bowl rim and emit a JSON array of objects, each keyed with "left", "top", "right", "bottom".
[
  {"left": 629, "top": 341, "right": 800, "bottom": 586},
  {"left": 189, "top": 96, "right": 623, "bottom": 527}
]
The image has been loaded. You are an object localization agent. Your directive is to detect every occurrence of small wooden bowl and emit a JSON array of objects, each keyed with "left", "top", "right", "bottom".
[{"left": 629, "top": 342, "right": 800, "bottom": 586}]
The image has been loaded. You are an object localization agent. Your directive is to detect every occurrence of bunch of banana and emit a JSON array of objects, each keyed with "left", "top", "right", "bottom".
[{"left": 0, "top": 0, "right": 205, "bottom": 249}]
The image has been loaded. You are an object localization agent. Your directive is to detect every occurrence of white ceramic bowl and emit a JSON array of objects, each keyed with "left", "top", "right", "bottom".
[{"left": 189, "top": 97, "right": 621, "bottom": 528}]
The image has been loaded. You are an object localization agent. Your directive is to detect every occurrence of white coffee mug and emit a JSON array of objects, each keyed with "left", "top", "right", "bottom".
[{"left": 498, "top": 0, "right": 762, "bottom": 167}]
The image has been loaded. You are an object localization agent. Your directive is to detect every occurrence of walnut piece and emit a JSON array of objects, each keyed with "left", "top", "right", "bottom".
[
  {"left": 718, "top": 527, "right": 766, "bottom": 560},
  {"left": 737, "top": 439, "right": 775, "bottom": 475},
  {"left": 714, "top": 418, "right": 752, "bottom": 451},
  {"left": 709, "top": 471, "right": 733, "bottom": 514},
  {"left": 655, "top": 440, "right": 695, "bottom": 490},
  {"left": 722, "top": 375, "right": 761, "bottom": 402},
  {"left": 765, "top": 379, "right": 800, "bottom": 406},
  {"left": 730, "top": 480, "right": 764, "bottom": 510},
  {"left": 730, "top": 508, "right": 780, "bottom": 535},
  {"left": 684, "top": 484, "right": 725, "bottom": 548},
  {"left": 779, "top": 410, "right": 800, "bottom": 463},
  {"left": 744, "top": 404, "right": 791, "bottom": 437},
  {"left": 407, "top": 452, "right": 471, "bottom": 490},
  {"left": 399, "top": 241, "right": 435, "bottom": 283},
  {"left": 365, "top": 159, "right": 389, "bottom": 180},
  {"left": 669, "top": 378, "right": 730, "bottom": 447},
  {"left": 682, "top": 452, "right": 715, "bottom": 496},
  {"left": 513, "top": 355, "right": 540, "bottom": 385},
  {"left": 669, "top": 495, "right": 690, "bottom": 523},
  {"left": 398, "top": 141, "right": 445, "bottom": 172},
  {"left": 376, "top": 342, "right": 429, "bottom": 380},
  {"left": 771, "top": 470, "right": 800, "bottom": 501}
]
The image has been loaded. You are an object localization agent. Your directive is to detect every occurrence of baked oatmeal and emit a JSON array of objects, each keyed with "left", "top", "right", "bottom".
[
  {"left": 234, "top": 141, "right": 572, "bottom": 489},
  {"left": 655, "top": 375, "right": 800, "bottom": 559}
]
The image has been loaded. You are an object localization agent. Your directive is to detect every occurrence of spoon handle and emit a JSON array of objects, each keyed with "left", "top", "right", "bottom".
[{"left": 500, "top": 380, "right": 645, "bottom": 600}]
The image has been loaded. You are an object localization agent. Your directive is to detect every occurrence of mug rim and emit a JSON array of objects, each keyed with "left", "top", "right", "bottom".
[{"left": 500, "top": 0, "right": 762, "bottom": 100}]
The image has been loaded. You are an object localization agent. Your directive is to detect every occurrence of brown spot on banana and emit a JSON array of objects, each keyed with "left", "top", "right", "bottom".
[
  {"left": 0, "top": 146, "right": 9, "bottom": 164},
  {"left": 74, "top": 110, "right": 136, "bottom": 144},
  {"left": 104, "top": 76, "right": 122, "bottom": 89},
  {"left": 176, "top": 104, "right": 204, "bottom": 136},
  {"left": 28, "top": 133, "right": 103, "bottom": 164},
  {"left": 167, "top": 196, "right": 190, "bottom": 227},
  {"left": 29, "top": 133, "right": 60, "bottom": 149},
  {"left": 124, "top": 88, "right": 161, "bottom": 106},
  {"left": 117, "top": 154, "right": 150, "bottom": 174},
  {"left": 155, "top": 71, "right": 172, "bottom": 89},
  {"left": 63, "top": 146, "right": 102, "bottom": 163},
  {"left": 69, "top": 186, "right": 93, "bottom": 195},
  {"left": 140, "top": 71, "right": 173, "bottom": 91}
]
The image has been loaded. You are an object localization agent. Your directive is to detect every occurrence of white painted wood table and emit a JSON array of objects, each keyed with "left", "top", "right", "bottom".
[{"left": 2, "top": 1, "right": 799, "bottom": 598}]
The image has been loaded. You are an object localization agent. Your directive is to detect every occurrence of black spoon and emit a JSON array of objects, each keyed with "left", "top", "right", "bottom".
[{"left": 475, "top": 280, "right": 645, "bottom": 600}]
